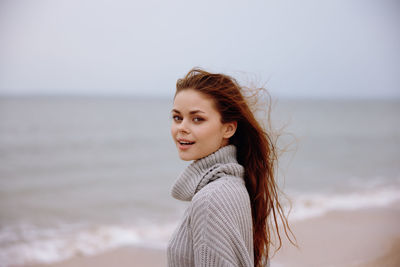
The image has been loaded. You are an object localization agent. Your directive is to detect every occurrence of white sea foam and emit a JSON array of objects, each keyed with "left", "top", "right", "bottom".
[
  {"left": 2, "top": 186, "right": 399, "bottom": 267},
  {"left": 0, "top": 222, "right": 177, "bottom": 267},
  {"left": 2, "top": 175, "right": 400, "bottom": 267},
  {"left": 287, "top": 185, "right": 400, "bottom": 221}
]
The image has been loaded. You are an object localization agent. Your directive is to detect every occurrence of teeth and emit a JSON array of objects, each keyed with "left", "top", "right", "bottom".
[{"left": 179, "top": 141, "right": 194, "bottom": 145}]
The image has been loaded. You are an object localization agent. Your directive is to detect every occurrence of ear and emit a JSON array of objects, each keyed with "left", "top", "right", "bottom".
[{"left": 223, "top": 121, "right": 237, "bottom": 139}]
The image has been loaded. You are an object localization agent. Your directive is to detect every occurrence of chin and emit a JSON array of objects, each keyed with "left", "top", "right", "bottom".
[
  {"left": 180, "top": 157, "right": 193, "bottom": 161},
  {"left": 179, "top": 154, "right": 195, "bottom": 161}
]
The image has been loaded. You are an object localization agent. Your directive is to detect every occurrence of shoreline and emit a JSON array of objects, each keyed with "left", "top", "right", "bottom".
[{"left": 23, "top": 203, "right": 400, "bottom": 267}]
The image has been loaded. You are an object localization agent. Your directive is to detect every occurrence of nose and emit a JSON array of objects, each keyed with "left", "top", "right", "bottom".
[{"left": 177, "top": 119, "right": 190, "bottom": 133}]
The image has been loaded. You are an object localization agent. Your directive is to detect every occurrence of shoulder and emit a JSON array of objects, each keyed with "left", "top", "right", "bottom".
[
  {"left": 191, "top": 176, "right": 251, "bottom": 218},
  {"left": 195, "top": 175, "right": 249, "bottom": 200}
]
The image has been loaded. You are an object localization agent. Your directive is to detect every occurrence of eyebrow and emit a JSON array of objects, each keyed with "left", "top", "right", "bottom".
[{"left": 171, "top": 109, "right": 205, "bottom": 115}]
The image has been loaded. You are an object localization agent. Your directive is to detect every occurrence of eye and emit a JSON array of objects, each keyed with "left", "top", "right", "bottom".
[
  {"left": 193, "top": 117, "right": 204, "bottom": 122},
  {"left": 172, "top": 115, "right": 182, "bottom": 122}
]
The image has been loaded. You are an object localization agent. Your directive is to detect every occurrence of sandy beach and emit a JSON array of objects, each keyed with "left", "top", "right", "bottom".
[
  {"left": 271, "top": 202, "right": 400, "bottom": 267},
  {"left": 25, "top": 202, "right": 400, "bottom": 267}
]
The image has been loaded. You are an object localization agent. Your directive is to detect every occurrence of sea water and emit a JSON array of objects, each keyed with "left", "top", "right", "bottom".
[{"left": 0, "top": 96, "right": 399, "bottom": 266}]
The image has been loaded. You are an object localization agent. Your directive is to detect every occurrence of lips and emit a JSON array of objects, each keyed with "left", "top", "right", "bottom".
[{"left": 177, "top": 138, "right": 195, "bottom": 149}]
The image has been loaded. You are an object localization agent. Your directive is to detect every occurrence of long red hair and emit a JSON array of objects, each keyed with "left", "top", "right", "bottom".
[{"left": 175, "top": 68, "right": 295, "bottom": 266}]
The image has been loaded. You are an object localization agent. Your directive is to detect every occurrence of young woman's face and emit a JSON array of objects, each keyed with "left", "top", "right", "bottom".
[{"left": 171, "top": 89, "right": 235, "bottom": 161}]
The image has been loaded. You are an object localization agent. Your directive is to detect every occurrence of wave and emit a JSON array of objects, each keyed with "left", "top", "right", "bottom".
[
  {"left": 0, "top": 222, "right": 175, "bottom": 267},
  {"left": 287, "top": 183, "right": 400, "bottom": 221},
  {"left": 1, "top": 181, "right": 399, "bottom": 266}
]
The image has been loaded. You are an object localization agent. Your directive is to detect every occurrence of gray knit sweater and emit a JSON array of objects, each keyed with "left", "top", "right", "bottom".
[{"left": 167, "top": 145, "right": 254, "bottom": 267}]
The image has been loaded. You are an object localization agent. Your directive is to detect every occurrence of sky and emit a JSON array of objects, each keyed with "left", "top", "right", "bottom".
[{"left": 0, "top": 0, "right": 399, "bottom": 99}]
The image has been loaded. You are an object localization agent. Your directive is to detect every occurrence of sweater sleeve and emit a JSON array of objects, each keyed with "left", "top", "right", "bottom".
[{"left": 190, "top": 179, "right": 254, "bottom": 267}]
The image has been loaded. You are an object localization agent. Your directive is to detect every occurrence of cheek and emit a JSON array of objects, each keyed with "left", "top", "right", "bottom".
[{"left": 197, "top": 123, "right": 223, "bottom": 139}]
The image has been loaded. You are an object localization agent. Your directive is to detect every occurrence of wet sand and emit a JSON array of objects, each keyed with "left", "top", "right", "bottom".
[{"left": 25, "top": 246, "right": 166, "bottom": 267}]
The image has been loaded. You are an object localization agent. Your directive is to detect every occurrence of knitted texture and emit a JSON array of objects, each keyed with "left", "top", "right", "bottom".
[{"left": 167, "top": 145, "right": 254, "bottom": 267}]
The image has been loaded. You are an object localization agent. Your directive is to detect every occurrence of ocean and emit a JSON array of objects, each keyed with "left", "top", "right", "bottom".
[{"left": 0, "top": 96, "right": 399, "bottom": 266}]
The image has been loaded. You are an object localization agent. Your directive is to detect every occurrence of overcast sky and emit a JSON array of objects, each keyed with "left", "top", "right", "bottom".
[{"left": 0, "top": 0, "right": 399, "bottom": 98}]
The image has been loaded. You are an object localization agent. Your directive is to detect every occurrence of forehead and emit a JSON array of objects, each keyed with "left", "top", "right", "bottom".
[{"left": 173, "top": 89, "right": 217, "bottom": 112}]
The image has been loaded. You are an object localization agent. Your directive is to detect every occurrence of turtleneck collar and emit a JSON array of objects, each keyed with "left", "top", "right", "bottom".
[{"left": 171, "top": 145, "right": 245, "bottom": 201}]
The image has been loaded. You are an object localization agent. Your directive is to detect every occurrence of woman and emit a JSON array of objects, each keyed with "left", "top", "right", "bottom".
[{"left": 167, "top": 68, "right": 293, "bottom": 267}]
